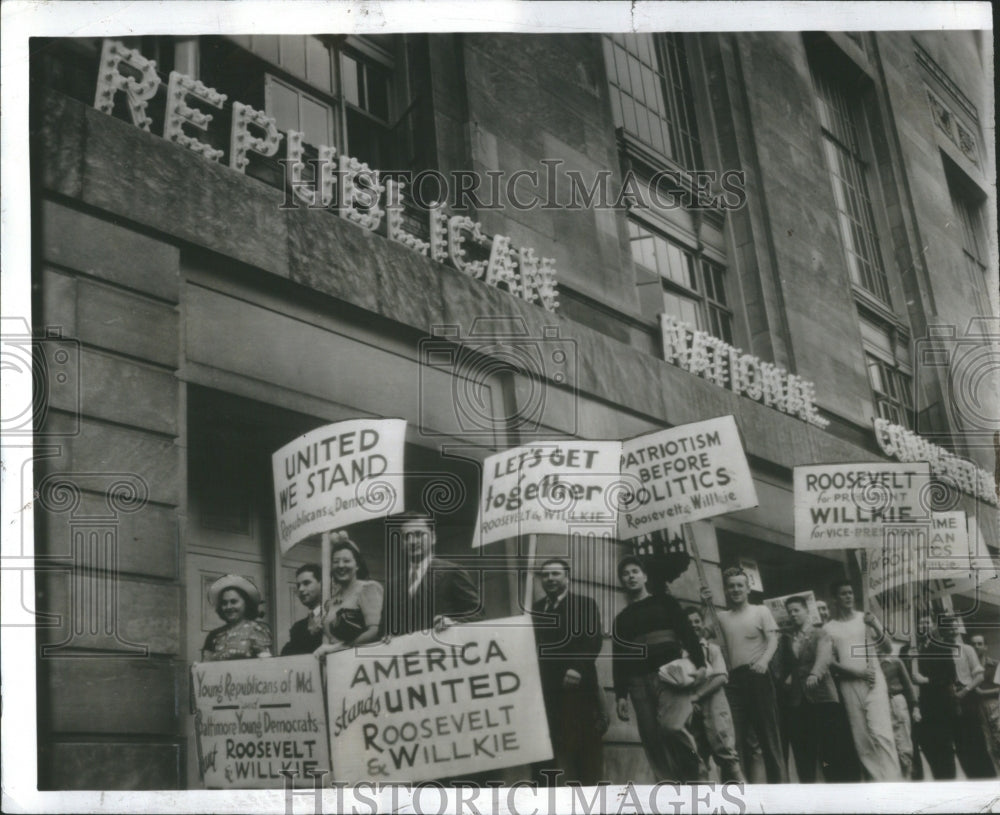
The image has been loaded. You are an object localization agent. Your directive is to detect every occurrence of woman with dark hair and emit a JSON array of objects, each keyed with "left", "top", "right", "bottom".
[
  {"left": 201, "top": 574, "right": 273, "bottom": 661},
  {"left": 314, "top": 531, "right": 384, "bottom": 659}
]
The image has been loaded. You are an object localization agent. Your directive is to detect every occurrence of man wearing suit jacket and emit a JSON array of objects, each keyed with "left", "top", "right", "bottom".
[
  {"left": 780, "top": 595, "right": 860, "bottom": 782},
  {"left": 280, "top": 563, "right": 324, "bottom": 656},
  {"left": 385, "top": 512, "right": 482, "bottom": 636},
  {"left": 531, "top": 558, "right": 607, "bottom": 786}
]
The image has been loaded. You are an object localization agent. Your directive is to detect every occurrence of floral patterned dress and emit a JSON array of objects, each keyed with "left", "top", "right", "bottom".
[{"left": 202, "top": 619, "right": 273, "bottom": 661}]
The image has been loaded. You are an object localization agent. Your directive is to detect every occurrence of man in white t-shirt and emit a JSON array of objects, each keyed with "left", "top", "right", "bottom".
[
  {"left": 824, "top": 579, "right": 899, "bottom": 781},
  {"left": 709, "top": 567, "right": 787, "bottom": 783}
]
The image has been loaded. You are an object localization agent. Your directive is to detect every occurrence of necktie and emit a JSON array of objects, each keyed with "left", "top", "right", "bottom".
[{"left": 408, "top": 563, "right": 421, "bottom": 596}]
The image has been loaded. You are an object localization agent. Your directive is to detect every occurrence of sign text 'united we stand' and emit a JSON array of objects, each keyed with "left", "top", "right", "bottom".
[
  {"left": 272, "top": 418, "right": 406, "bottom": 553},
  {"left": 191, "top": 656, "right": 329, "bottom": 789},
  {"left": 324, "top": 618, "right": 551, "bottom": 783}
]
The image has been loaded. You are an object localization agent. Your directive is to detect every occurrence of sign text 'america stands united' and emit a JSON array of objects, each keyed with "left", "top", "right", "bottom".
[{"left": 324, "top": 619, "right": 550, "bottom": 783}]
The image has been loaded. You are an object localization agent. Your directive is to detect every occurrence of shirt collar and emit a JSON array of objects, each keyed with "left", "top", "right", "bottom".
[
  {"left": 409, "top": 556, "right": 432, "bottom": 584},
  {"left": 543, "top": 589, "right": 568, "bottom": 611}
]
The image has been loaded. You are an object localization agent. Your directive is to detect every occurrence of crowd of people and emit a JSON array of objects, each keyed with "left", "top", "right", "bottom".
[
  {"left": 200, "top": 512, "right": 482, "bottom": 665},
  {"left": 197, "top": 524, "right": 999, "bottom": 786},
  {"left": 599, "top": 562, "right": 999, "bottom": 785},
  {"left": 527, "top": 557, "right": 1000, "bottom": 786}
]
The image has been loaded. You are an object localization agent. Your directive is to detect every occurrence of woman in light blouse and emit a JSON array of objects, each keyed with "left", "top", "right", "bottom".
[{"left": 314, "top": 532, "right": 383, "bottom": 659}]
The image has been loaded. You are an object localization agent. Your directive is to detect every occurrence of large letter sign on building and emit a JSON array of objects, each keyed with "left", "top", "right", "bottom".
[
  {"left": 272, "top": 418, "right": 406, "bottom": 554},
  {"left": 618, "top": 416, "right": 759, "bottom": 538},
  {"left": 324, "top": 619, "right": 551, "bottom": 782},
  {"left": 793, "top": 462, "right": 932, "bottom": 551}
]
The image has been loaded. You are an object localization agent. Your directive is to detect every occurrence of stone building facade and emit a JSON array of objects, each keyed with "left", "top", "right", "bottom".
[{"left": 29, "top": 30, "right": 996, "bottom": 788}]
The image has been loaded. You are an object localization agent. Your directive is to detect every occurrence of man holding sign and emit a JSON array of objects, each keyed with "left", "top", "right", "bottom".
[{"left": 710, "top": 567, "right": 787, "bottom": 784}]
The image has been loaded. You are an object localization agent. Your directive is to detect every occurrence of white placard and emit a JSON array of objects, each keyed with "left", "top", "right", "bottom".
[
  {"left": 191, "top": 656, "right": 328, "bottom": 789},
  {"left": 865, "top": 511, "right": 997, "bottom": 597},
  {"left": 325, "top": 616, "right": 551, "bottom": 782},
  {"left": 739, "top": 558, "right": 764, "bottom": 592},
  {"left": 793, "top": 462, "right": 931, "bottom": 551},
  {"left": 272, "top": 418, "right": 406, "bottom": 554},
  {"left": 618, "top": 416, "right": 758, "bottom": 538},
  {"left": 764, "top": 590, "right": 821, "bottom": 631},
  {"left": 474, "top": 441, "right": 621, "bottom": 547}
]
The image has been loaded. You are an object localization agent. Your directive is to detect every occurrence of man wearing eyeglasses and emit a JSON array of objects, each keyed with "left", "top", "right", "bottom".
[{"left": 385, "top": 511, "right": 482, "bottom": 636}]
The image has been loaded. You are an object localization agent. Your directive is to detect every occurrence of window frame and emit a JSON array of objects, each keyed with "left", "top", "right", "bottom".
[
  {"left": 947, "top": 169, "right": 991, "bottom": 316},
  {"left": 628, "top": 215, "right": 734, "bottom": 344},
  {"left": 229, "top": 34, "right": 396, "bottom": 158},
  {"left": 811, "top": 63, "right": 894, "bottom": 307},
  {"left": 858, "top": 309, "right": 914, "bottom": 429},
  {"left": 602, "top": 33, "right": 704, "bottom": 174}
]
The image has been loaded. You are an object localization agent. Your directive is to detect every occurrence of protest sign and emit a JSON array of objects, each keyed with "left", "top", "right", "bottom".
[
  {"left": 793, "top": 462, "right": 931, "bottom": 551},
  {"left": 618, "top": 416, "right": 758, "bottom": 538},
  {"left": 191, "top": 656, "right": 328, "bottom": 788},
  {"left": 739, "top": 559, "right": 764, "bottom": 592},
  {"left": 272, "top": 418, "right": 406, "bottom": 553},
  {"left": 764, "top": 590, "right": 820, "bottom": 630},
  {"left": 864, "top": 511, "right": 997, "bottom": 597},
  {"left": 474, "top": 441, "right": 621, "bottom": 547},
  {"left": 324, "top": 616, "right": 551, "bottom": 782}
]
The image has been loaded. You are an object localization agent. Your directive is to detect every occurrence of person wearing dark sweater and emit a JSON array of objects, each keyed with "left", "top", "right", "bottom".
[{"left": 613, "top": 556, "right": 706, "bottom": 782}]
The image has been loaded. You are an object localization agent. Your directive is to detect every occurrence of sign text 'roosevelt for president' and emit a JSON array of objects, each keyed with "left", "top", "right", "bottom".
[{"left": 793, "top": 462, "right": 931, "bottom": 551}]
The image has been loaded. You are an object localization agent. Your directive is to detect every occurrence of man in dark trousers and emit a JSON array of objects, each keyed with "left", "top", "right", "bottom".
[
  {"left": 531, "top": 558, "right": 607, "bottom": 786},
  {"left": 913, "top": 613, "right": 960, "bottom": 779},
  {"left": 384, "top": 512, "right": 482, "bottom": 636},
  {"left": 280, "top": 563, "right": 324, "bottom": 656}
]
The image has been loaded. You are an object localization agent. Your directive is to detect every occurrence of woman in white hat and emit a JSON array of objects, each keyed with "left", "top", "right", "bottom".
[
  {"left": 202, "top": 574, "right": 273, "bottom": 661},
  {"left": 314, "top": 532, "right": 384, "bottom": 660}
]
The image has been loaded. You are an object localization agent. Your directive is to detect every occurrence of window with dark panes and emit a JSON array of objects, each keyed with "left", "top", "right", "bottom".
[
  {"left": 811, "top": 63, "right": 892, "bottom": 304},
  {"left": 948, "top": 174, "right": 991, "bottom": 315},
  {"left": 602, "top": 33, "right": 703, "bottom": 169},
  {"left": 629, "top": 219, "right": 733, "bottom": 344},
  {"left": 860, "top": 314, "right": 913, "bottom": 429},
  {"left": 225, "top": 34, "right": 396, "bottom": 169}
]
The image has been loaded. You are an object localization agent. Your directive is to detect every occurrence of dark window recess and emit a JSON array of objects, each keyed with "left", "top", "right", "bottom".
[
  {"left": 629, "top": 219, "right": 733, "bottom": 344},
  {"left": 811, "top": 61, "right": 892, "bottom": 305}
]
